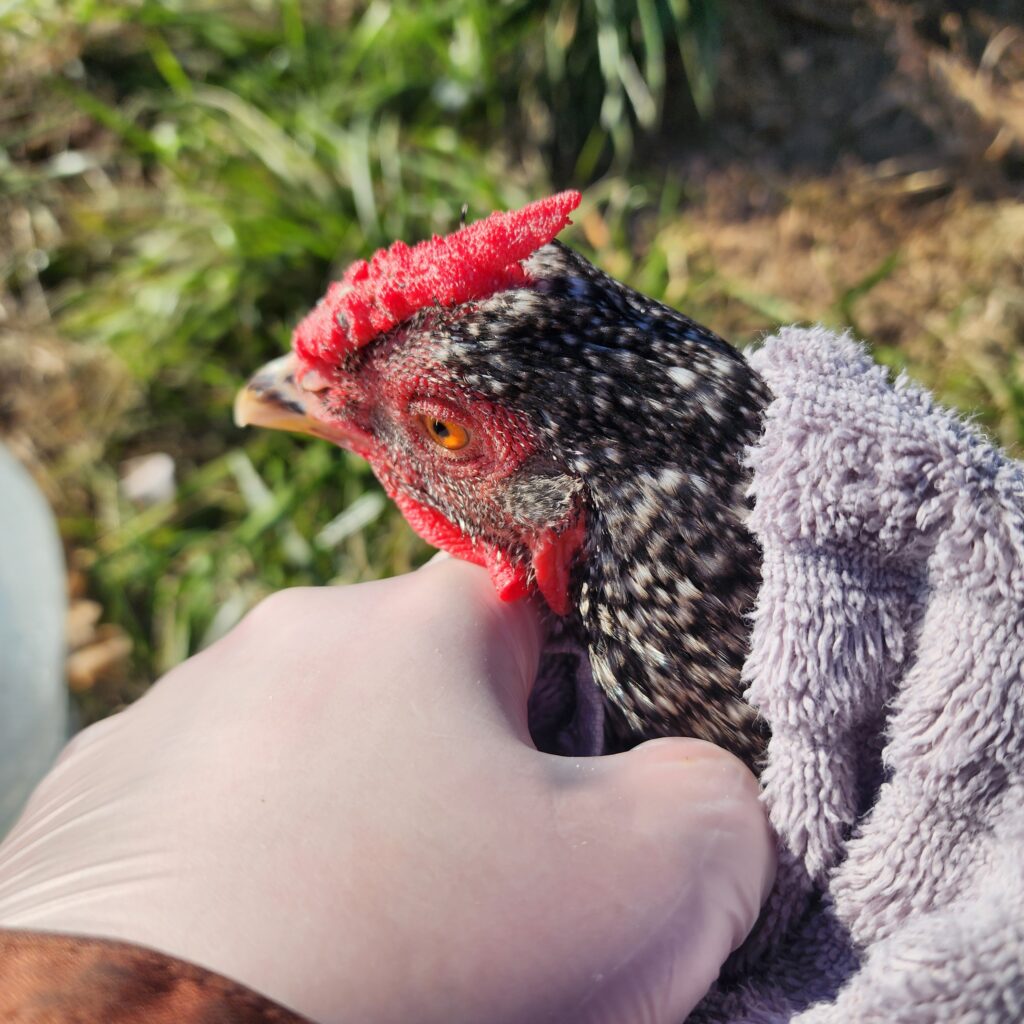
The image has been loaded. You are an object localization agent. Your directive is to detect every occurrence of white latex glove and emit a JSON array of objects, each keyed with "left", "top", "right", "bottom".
[{"left": 0, "top": 558, "right": 774, "bottom": 1024}]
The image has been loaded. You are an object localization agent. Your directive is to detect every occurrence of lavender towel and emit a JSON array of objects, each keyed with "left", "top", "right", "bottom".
[{"left": 690, "top": 327, "right": 1024, "bottom": 1022}]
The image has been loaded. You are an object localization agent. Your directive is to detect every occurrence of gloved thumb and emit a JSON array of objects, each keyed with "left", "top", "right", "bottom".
[{"left": 545, "top": 737, "right": 775, "bottom": 1023}]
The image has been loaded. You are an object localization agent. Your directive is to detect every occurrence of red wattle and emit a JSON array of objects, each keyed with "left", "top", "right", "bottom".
[
  {"left": 530, "top": 515, "right": 587, "bottom": 617},
  {"left": 484, "top": 553, "right": 531, "bottom": 603}
]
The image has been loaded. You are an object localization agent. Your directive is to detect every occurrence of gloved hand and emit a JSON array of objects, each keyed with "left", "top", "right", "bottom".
[{"left": 0, "top": 557, "right": 774, "bottom": 1024}]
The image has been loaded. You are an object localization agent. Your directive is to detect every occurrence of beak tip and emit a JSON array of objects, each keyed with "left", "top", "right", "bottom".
[
  {"left": 232, "top": 396, "right": 251, "bottom": 430},
  {"left": 232, "top": 356, "right": 329, "bottom": 441}
]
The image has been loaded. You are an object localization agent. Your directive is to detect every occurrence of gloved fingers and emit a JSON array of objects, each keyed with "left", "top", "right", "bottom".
[
  {"left": 542, "top": 737, "right": 775, "bottom": 1023},
  {"left": 407, "top": 555, "right": 544, "bottom": 730},
  {"left": 621, "top": 737, "right": 776, "bottom": 921}
]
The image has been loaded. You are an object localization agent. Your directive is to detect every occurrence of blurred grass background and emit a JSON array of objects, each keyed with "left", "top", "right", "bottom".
[{"left": 1, "top": 0, "right": 1022, "bottom": 719}]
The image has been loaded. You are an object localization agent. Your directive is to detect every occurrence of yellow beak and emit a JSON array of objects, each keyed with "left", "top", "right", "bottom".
[
  {"left": 235, "top": 354, "right": 372, "bottom": 453},
  {"left": 234, "top": 354, "right": 327, "bottom": 435}
]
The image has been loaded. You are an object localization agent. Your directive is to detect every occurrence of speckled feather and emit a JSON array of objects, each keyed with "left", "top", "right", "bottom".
[{"left": 340, "top": 241, "right": 772, "bottom": 766}]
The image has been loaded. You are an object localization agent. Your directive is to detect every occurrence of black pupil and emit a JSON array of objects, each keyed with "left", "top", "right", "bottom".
[{"left": 432, "top": 420, "right": 450, "bottom": 439}]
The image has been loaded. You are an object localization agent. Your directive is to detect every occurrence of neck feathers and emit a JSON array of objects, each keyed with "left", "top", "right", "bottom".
[
  {"left": 578, "top": 437, "right": 769, "bottom": 766},
  {"left": 444, "top": 242, "right": 772, "bottom": 765}
]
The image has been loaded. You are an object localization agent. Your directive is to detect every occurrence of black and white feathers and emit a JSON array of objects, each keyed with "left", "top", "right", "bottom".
[{"left": 435, "top": 242, "right": 771, "bottom": 766}]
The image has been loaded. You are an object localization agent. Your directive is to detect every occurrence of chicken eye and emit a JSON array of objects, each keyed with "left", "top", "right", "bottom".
[{"left": 422, "top": 416, "right": 471, "bottom": 451}]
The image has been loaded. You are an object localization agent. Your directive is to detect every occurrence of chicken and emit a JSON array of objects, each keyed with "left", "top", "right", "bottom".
[{"left": 235, "top": 191, "right": 770, "bottom": 768}]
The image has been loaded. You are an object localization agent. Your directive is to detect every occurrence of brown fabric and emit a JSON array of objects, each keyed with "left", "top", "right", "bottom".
[{"left": 0, "top": 928, "right": 312, "bottom": 1023}]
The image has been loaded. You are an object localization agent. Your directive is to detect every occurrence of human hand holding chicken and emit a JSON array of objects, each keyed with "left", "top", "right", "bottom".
[{"left": 0, "top": 557, "right": 773, "bottom": 1024}]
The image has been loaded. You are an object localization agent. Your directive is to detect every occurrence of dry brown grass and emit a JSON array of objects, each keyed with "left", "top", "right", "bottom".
[{"left": 648, "top": 168, "right": 1024, "bottom": 449}]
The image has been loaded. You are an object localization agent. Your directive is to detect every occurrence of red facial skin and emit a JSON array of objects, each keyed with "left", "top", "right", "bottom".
[
  {"left": 298, "top": 337, "right": 584, "bottom": 615},
  {"left": 289, "top": 192, "right": 585, "bottom": 613}
]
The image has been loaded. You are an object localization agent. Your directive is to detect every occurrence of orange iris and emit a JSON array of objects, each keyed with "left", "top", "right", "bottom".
[{"left": 423, "top": 416, "right": 471, "bottom": 451}]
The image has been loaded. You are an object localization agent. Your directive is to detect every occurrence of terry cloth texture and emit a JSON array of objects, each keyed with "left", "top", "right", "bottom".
[{"left": 690, "top": 326, "right": 1024, "bottom": 1022}]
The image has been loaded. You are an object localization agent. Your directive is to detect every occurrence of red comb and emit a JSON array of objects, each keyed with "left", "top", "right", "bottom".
[{"left": 293, "top": 190, "right": 581, "bottom": 373}]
